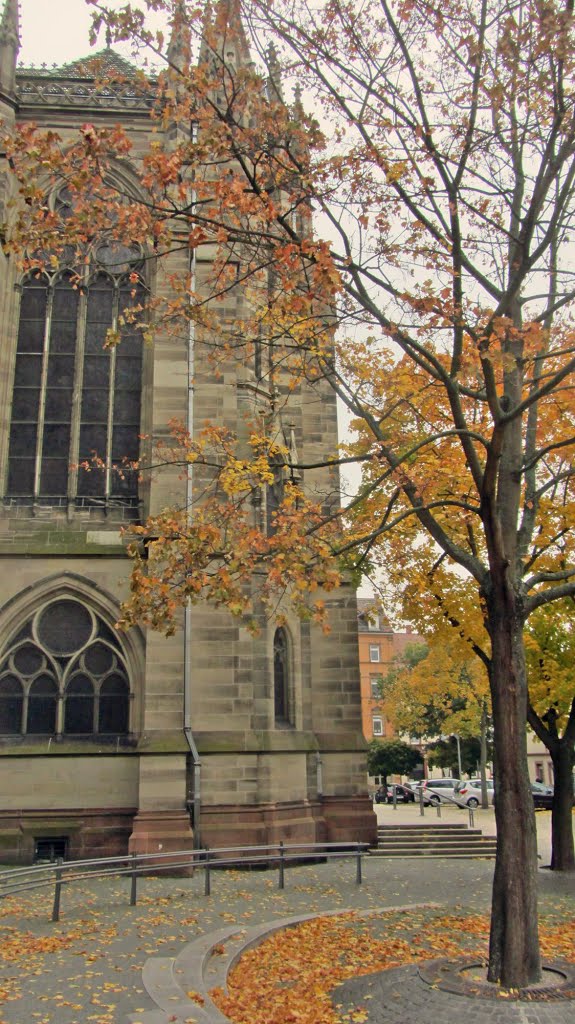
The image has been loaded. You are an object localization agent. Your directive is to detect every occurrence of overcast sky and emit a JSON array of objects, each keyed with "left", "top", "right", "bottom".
[
  {"left": 18, "top": 0, "right": 169, "bottom": 67},
  {"left": 19, "top": 0, "right": 101, "bottom": 66}
]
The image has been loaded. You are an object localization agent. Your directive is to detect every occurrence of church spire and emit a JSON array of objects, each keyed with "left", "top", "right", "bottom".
[
  {"left": 201, "top": 0, "right": 252, "bottom": 70},
  {"left": 293, "top": 82, "right": 304, "bottom": 120},
  {"left": 167, "top": 0, "right": 191, "bottom": 74},
  {"left": 266, "top": 42, "right": 283, "bottom": 103},
  {"left": 0, "top": 0, "right": 19, "bottom": 45},
  {"left": 0, "top": 0, "right": 19, "bottom": 233},
  {"left": 0, "top": 0, "right": 20, "bottom": 97}
]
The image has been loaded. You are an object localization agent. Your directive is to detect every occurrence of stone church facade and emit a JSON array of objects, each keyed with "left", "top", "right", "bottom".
[{"left": 0, "top": 0, "right": 375, "bottom": 864}]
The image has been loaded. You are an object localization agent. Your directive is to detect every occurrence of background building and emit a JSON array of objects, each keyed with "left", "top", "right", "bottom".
[
  {"left": 527, "top": 737, "right": 554, "bottom": 787},
  {"left": 0, "top": 0, "right": 375, "bottom": 863},
  {"left": 356, "top": 598, "right": 422, "bottom": 742}
]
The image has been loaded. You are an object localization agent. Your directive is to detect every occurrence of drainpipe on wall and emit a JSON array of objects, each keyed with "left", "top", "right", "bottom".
[
  {"left": 184, "top": 603, "right": 201, "bottom": 848},
  {"left": 183, "top": 135, "right": 201, "bottom": 848}
]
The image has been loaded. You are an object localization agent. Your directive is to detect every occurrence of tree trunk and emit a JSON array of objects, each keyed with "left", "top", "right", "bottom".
[
  {"left": 487, "top": 599, "right": 541, "bottom": 987},
  {"left": 550, "top": 744, "right": 575, "bottom": 872},
  {"left": 526, "top": 703, "right": 575, "bottom": 873}
]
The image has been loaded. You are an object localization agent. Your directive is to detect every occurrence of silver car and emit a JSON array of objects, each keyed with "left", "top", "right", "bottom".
[
  {"left": 455, "top": 778, "right": 495, "bottom": 807},
  {"left": 419, "top": 778, "right": 461, "bottom": 805}
]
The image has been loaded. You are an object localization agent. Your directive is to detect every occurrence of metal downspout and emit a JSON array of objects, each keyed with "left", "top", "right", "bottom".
[
  {"left": 184, "top": 602, "right": 201, "bottom": 848},
  {"left": 183, "top": 133, "right": 201, "bottom": 846}
]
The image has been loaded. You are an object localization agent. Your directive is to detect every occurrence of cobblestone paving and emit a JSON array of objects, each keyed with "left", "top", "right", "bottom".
[{"left": 333, "top": 963, "right": 575, "bottom": 1024}]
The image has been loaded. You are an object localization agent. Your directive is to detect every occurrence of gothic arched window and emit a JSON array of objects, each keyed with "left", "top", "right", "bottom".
[
  {"left": 99, "top": 676, "right": 130, "bottom": 734},
  {"left": 27, "top": 677, "right": 58, "bottom": 734},
  {"left": 64, "top": 676, "right": 94, "bottom": 734},
  {"left": 6, "top": 219, "right": 145, "bottom": 507},
  {"left": 266, "top": 470, "right": 284, "bottom": 536},
  {"left": 0, "top": 597, "right": 131, "bottom": 737},
  {"left": 273, "top": 627, "right": 290, "bottom": 724},
  {"left": 0, "top": 677, "right": 23, "bottom": 734}
]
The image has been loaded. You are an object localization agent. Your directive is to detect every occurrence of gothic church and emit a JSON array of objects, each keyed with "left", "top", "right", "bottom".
[{"left": 0, "top": 0, "right": 375, "bottom": 863}]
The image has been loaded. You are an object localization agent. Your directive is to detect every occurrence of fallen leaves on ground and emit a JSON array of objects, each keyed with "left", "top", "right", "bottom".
[
  {"left": 0, "top": 863, "right": 573, "bottom": 1024},
  {"left": 211, "top": 909, "right": 575, "bottom": 1024}
]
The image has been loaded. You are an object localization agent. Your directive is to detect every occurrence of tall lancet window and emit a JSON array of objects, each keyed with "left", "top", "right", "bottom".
[
  {"left": 6, "top": 206, "right": 145, "bottom": 507},
  {"left": 266, "top": 425, "right": 301, "bottom": 535},
  {"left": 273, "top": 627, "right": 290, "bottom": 724}
]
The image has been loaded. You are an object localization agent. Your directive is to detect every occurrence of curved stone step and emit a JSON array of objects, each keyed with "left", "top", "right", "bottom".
[
  {"left": 132, "top": 903, "right": 439, "bottom": 1022},
  {"left": 139, "top": 925, "right": 245, "bottom": 1024},
  {"left": 141, "top": 956, "right": 215, "bottom": 1022},
  {"left": 173, "top": 923, "right": 250, "bottom": 994}
]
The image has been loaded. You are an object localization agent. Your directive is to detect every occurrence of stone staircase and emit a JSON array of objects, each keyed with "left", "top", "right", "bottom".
[{"left": 371, "top": 822, "right": 497, "bottom": 859}]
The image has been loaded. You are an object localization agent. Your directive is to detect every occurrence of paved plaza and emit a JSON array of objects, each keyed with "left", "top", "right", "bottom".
[{"left": 0, "top": 805, "right": 572, "bottom": 1024}]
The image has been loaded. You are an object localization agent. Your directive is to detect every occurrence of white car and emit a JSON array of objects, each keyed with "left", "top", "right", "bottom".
[
  {"left": 417, "top": 778, "right": 461, "bottom": 805},
  {"left": 455, "top": 778, "right": 495, "bottom": 807}
]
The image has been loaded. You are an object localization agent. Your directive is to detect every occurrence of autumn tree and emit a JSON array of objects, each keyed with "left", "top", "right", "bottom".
[
  {"left": 381, "top": 538, "right": 574, "bottom": 859},
  {"left": 380, "top": 638, "right": 492, "bottom": 800},
  {"left": 380, "top": 640, "right": 488, "bottom": 742},
  {"left": 525, "top": 600, "right": 575, "bottom": 871},
  {"left": 5, "top": 0, "right": 575, "bottom": 991}
]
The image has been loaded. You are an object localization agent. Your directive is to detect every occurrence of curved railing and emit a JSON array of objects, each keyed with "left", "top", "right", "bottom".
[{"left": 0, "top": 840, "right": 370, "bottom": 922}]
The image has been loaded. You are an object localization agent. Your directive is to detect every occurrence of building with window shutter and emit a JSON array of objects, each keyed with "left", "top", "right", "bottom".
[
  {"left": 0, "top": 0, "right": 375, "bottom": 863},
  {"left": 356, "top": 599, "right": 423, "bottom": 743}
]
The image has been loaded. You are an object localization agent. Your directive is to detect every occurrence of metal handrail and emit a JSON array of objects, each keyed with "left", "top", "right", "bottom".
[
  {"left": 0, "top": 840, "right": 370, "bottom": 922},
  {"left": 414, "top": 784, "right": 478, "bottom": 827}
]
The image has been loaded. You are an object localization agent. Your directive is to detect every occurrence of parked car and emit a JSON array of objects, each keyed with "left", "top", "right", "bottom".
[
  {"left": 488, "top": 780, "right": 555, "bottom": 810},
  {"left": 385, "top": 783, "right": 416, "bottom": 804},
  {"left": 417, "top": 778, "right": 460, "bottom": 805},
  {"left": 454, "top": 778, "right": 495, "bottom": 808},
  {"left": 531, "top": 781, "right": 554, "bottom": 809},
  {"left": 374, "top": 783, "right": 416, "bottom": 804}
]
